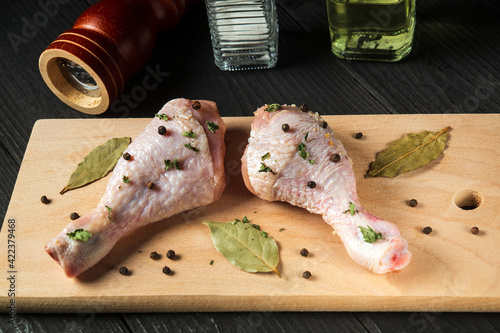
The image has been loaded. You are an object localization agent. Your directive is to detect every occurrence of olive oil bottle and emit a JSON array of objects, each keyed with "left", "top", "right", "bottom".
[{"left": 327, "top": 0, "right": 415, "bottom": 61}]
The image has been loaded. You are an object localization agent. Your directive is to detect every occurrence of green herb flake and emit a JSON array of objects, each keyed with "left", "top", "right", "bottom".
[
  {"left": 165, "top": 158, "right": 182, "bottom": 170},
  {"left": 261, "top": 152, "right": 271, "bottom": 161},
  {"left": 279, "top": 227, "right": 285, "bottom": 232},
  {"left": 182, "top": 130, "right": 197, "bottom": 139},
  {"left": 122, "top": 175, "right": 130, "bottom": 183},
  {"left": 297, "top": 132, "right": 316, "bottom": 163},
  {"left": 207, "top": 121, "right": 219, "bottom": 134},
  {"left": 343, "top": 202, "right": 358, "bottom": 216},
  {"left": 105, "top": 205, "right": 112, "bottom": 220},
  {"left": 251, "top": 224, "right": 260, "bottom": 230},
  {"left": 184, "top": 143, "right": 200, "bottom": 153},
  {"left": 67, "top": 228, "right": 92, "bottom": 242},
  {"left": 265, "top": 103, "right": 282, "bottom": 112},
  {"left": 155, "top": 113, "right": 169, "bottom": 121},
  {"left": 210, "top": 260, "right": 214, "bottom": 265},
  {"left": 297, "top": 143, "right": 309, "bottom": 160},
  {"left": 234, "top": 216, "right": 250, "bottom": 225},
  {"left": 358, "top": 225, "right": 383, "bottom": 243},
  {"left": 259, "top": 163, "right": 277, "bottom": 175}
]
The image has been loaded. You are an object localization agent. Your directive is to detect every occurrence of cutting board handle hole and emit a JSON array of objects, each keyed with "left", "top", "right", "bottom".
[{"left": 453, "top": 189, "right": 483, "bottom": 210}]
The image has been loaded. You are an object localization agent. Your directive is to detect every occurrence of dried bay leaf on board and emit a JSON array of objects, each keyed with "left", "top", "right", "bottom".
[
  {"left": 60, "top": 137, "right": 132, "bottom": 194},
  {"left": 366, "top": 126, "right": 451, "bottom": 178},
  {"left": 203, "top": 220, "right": 281, "bottom": 277}
]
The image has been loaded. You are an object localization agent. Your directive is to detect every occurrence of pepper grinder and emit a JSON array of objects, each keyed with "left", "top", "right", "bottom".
[{"left": 39, "top": 0, "right": 194, "bottom": 115}]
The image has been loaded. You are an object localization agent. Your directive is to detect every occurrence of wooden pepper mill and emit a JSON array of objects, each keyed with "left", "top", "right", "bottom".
[{"left": 39, "top": 0, "right": 194, "bottom": 115}]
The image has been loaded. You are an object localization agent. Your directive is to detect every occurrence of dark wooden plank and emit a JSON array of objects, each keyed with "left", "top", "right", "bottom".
[
  {"left": 357, "top": 312, "right": 500, "bottom": 333},
  {"left": 123, "top": 312, "right": 371, "bottom": 333},
  {"left": 0, "top": 0, "right": 96, "bottom": 164},
  {"left": 115, "top": 1, "right": 391, "bottom": 119},
  {"left": 122, "top": 311, "right": 500, "bottom": 333},
  {"left": 0, "top": 143, "right": 19, "bottom": 224},
  {"left": 278, "top": 0, "right": 500, "bottom": 115},
  {"left": 3, "top": 311, "right": 500, "bottom": 333},
  {"left": 0, "top": 313, "right": 130, "bottom": 333}
]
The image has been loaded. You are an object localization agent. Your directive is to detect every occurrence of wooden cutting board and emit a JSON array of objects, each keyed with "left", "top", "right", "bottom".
[{"left": 1, "top": 114, "right": 499, "bottom": 313}]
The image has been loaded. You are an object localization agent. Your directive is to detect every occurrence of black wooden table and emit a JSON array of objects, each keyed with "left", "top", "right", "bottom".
[{"left": 1, "top": 0, "right": 499, "bottom": 331}]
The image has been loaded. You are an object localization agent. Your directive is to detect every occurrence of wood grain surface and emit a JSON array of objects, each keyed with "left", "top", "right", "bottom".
[{"left": 1, "top": 114, "right": 499, "bottom": 313}]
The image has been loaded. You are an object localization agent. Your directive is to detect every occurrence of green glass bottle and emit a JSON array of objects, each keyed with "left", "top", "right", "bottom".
[{"left": 327, "top": 0, "right": 416, "bottom": 62}]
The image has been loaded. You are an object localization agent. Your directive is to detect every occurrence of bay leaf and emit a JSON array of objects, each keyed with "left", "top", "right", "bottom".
[
  {"left": 60, "top": 137, "right": 131, "bottom": 194},
  {"left": 366, "top": 126, "right": 451, "bottom": 178},
  {"left": 202, "top": 220, "right": 281, "bottom": 277}
]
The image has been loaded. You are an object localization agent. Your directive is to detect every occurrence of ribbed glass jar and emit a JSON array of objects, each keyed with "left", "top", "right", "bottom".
[{"left": 205, "top": 0, "right": 278, "bottom": 71}]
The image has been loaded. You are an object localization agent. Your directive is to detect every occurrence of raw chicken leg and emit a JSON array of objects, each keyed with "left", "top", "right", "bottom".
[
  {"left": 46, "top": 98, "right": 226, "bottom": 277},
  {"left": 241, "top": 105, "right": 411, "bottom": 274}
]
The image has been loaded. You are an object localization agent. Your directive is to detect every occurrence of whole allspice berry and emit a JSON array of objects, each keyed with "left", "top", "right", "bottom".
[
  {"left": 119, "top": 266, "right": 129, "bottom": 275},
  {"left": 166, "top": 250, "right": 176, "bottom": 260},
  {"left": 299, "top": 104, "right": 309, "bottom": 112},
  {"left": 471, "top": 226, "right": 479, "bottom": 235},
  {"left": 158, "top": 126, "right": 167, "bottom": 135},
  {"left": 191, "top": 101, "right": 201, "bottom": 110},
  {"left": 423, "top": 226, "right": 432, "bottom": 234},
  {"left": 300, "top": 248, "right": 309, "bottom": 257},
  {"left": 302, "top": 271, "right": 312, "bottom": 279},
  {"left": 409, "top": 199, "right": 418, "bottom": 207},
  {"left": 330, "top": 153, "right": 341, "bottom": 163}
]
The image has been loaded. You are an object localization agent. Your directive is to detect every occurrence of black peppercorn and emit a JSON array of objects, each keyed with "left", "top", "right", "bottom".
[
  {"left": 119, "top": 266, "right": 129, "bottom": 275},
  {"left": 150, "top": 251, "right": 160, "bottom": 260},
  {"left": 147, "top": 182, "right": 155, "bottom": 189},
  {"left": 307, "top": 181, "right": 316, "bottom": 188},
  {"left": 162, "top": 266, "right": 172, "bottom": 275},
  {"left": 299, "top": 104, "right": 309, "bottom": 112},
  {"left": 471, "top": 226, "right": 479, "bottom": 235},
  {"left": 192, "top": 101, "right": 201, "bottom": 110},
  {"left": 302, "top": 271, "right": 311, "bottom": 279},
  {"left": 70, "top": 212, "right": 80, "bottom": 220},
  {"left": 300, "top": 248, "right": 309, "bottom": 257},
  {"left": 123, "top": 152, "right": 131, "bottom": 160},
  {"left": 321, "top": 121, "right": 328, "bottom": 129},
  {"left": 423, "top": 226, "right": 432, "bottom": 234},
  {"left": 330, "top": 153, "right": 340, "bottom": 163},
  {"left": 166, "top": 249, "right": 176, "bottom": 260},
  {"left": 409, "top": 199, "right": 418, "bottom": 207},
  {"left": 281, "top": 123, "right": 290, "bottom": 132},
  {"left": 41, "top": 195, "right": 50, "bottom": 204},
  {"left": 158, "top": 126, "right": 167, "bottom": 135},
  {"left": 355, "top": 132, "right": 363, "bottom": 139}
]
